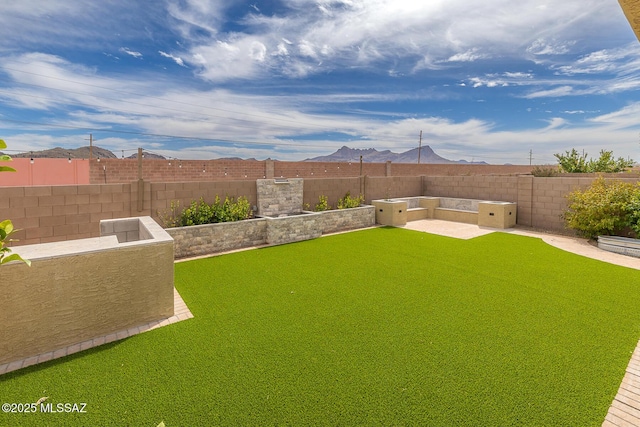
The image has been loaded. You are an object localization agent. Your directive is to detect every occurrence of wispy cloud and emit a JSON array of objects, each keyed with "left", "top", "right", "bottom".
[
  {"left": 159, "top": 51, "right": 186, "bottom": 67},
  {"left": 120, "top": 47, "right": 143, "bottom": 59}
]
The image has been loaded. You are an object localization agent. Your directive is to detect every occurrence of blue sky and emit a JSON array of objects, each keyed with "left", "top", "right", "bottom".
[{"left": 0, "top": 0, "right": 639, "bottom": 164}]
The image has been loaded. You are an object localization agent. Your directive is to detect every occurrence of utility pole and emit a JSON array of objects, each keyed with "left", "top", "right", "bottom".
[
  {"left": 529, "top": 149, "right": 533, "bottom": 166},
  {"left": 86, "top": 133, "right": 93, "bottom": 160},
  {"left": 417, "top": 130, "right": 423, "bottom": 164}
]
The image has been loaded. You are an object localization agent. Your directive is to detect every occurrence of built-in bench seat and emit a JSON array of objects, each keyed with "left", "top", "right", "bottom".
[
  {"left": 372, "top": 196, "right": 517, "bottom": 229},
  {"left": 407, "top": 206, "right": 429, "bottom": 221}
]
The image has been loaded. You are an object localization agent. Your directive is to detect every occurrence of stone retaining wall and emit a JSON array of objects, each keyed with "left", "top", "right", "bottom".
[
  {"left": 265, "top": 213, "right": 323, "bottom": 246},
  {"left": 317, "top": 206, "right": 375, "bottom": 234},
  {"left": 167, "top": 206, "right": 375, "bottom": 259},
  {"left": 167, "top": 218, "right": 267, "bottom": 259}
]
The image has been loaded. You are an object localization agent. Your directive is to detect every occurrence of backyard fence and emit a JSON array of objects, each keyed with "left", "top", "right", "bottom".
[{"left": 1, "top": 174, "right": 639, "bottom": 246}]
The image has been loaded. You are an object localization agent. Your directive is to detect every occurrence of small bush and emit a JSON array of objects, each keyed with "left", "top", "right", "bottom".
[
  {"left": 157, "top": 200, "right": 181, "bottom": 228},
  {"left": 531, "top": 166, "right": 559, "bottom": 177},
  {"left": 314, "top": 195, "right": 331, "bottom": 212},
  {"left": 563, "top": 177, "right": 640, "bottom": 239},
  {"left": 177, "top": 196, "right": 253, "bottom": 227},
  {"left": 337, "top": 192, "right": 364, "bottom": 209}
]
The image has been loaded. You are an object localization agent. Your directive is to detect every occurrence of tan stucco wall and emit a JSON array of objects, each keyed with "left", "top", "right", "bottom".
[
  {"left": 0, "top": 220, "right": 174, "bottom": 365},
  {"left": 619, "top": 0, "right": 640, "bottom": 41}
]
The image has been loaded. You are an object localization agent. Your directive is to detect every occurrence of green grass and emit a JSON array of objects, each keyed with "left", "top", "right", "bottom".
[{"left": 2, "top": 227, "right": 640, "bottom": 426}]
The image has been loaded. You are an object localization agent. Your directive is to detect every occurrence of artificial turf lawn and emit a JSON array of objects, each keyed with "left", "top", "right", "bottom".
[{"left": 1, "top": 227, "right": 640, "bottom": 426}]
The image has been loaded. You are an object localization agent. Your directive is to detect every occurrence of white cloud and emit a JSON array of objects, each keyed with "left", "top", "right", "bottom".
[
  {"left": 159, "top": 51, "right": 186, "bottom": 67},
  {"left": 527, "top": 39, "right": 574, "bottom": 56},
  {"left": 524, "top": 86, "right": 574, "bottom": 99},
  {"left": 445, "top": 49, "right": 487, "bottom": 63},
  {"left": 120, "top": 47, "right": 143, "bottom": 59},
  {"left": 172, "top": 0, "right": 620, "bottom": 82}
]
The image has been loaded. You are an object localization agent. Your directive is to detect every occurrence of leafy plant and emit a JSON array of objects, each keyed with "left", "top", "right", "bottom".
[
  {"left": 314, "top": 195, "right": 331, "bottom": 212},
  {"left": 0, "top": 139, "right": 30, "bottom": 266},
  {"left": 563, "top": 176, "right": 640, "bottom": 239},
  {"left": 0, "top": 220, "right": 31, "bottom": 266},
  {"left": 554, "top": 148, "right": 634, "bottom": 173},
  {"left": 0, "top": 139, "right": 16, "bottom": 172},
  {"left": 181, "top": 198, "right": 214, "bottom": 226},
  {"left": 179, "top": 196, "right": 252, "bottom": 226},
  {"left": 337, "top": 191, "right": 364, "bottom": 209}
]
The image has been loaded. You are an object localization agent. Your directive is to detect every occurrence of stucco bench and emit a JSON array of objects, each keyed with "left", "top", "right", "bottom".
[{"left": 372, "top": 196, "right": 516, "bottom": 229}]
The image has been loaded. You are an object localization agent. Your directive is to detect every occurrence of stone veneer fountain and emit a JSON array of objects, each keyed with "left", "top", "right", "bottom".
[
  {"left": 256, "top": 178, "right": 322, "bottom": 243},
  {"left": 167, "top": 178, "right": 375, "bottom": 258}
]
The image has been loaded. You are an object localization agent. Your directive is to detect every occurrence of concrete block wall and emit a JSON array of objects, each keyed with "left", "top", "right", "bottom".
[
  {"left": 364, "top": 176, "right": 424, "bottom": 202},
  {"left": 90, "top": 158, "right": 269, "bottom": 184},
  {"left": 424, "top": 175, "right": 640, "bottom": 232},
  {"left": 423, "top": 175, "right": 519, "bottom": 201},
  {"left": 4, "top": 175, "right": 639, "bottom": 244},
  {"left": 529, "top": 177, "right": 601, "bottom": 231},
  {"left": 303, "top": 177, "right": 362, "bottom": 210},
  {"left": 1, "top": 184, "right": 134, "bottom": 246},
  {"left": 89, "top": 158, "right": 535, "bottom": 184}
]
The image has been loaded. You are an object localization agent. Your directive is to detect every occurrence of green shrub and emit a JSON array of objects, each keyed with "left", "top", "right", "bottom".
[
  {"left": 629, "top": 192, "right": 640, "bottom": 236},
  {"left": 314, "top": 195, "right": 330, "bottom": 212},
  {"left": 337, "top": 192, "right": 364, "bottom": 209},
  {"left": 181, "top": 198, "right": 214, "bottom": 226},
  {"left": 563, "top": 177, "right": 640, "bottom": 239},
  {"left": 222, "top": 195, "right": 252, "bottom": 222},
  {"left": 179, "top": 196, "right": 252, "bottom": 226}
]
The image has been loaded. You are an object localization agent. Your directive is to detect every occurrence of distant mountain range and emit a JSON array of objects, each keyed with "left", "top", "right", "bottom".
[
  {"left": 305, "top": 145, "right": 487, "bottom": 164},
  {"left": 3, "top": 146, "right": 166, "bottom": 160},
  {"left": 1, "top": 144, "right": 486, "bottom": 164}
]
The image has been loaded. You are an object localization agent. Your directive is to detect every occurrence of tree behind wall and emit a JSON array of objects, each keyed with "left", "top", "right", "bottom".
[{"left": 555, "top": 149, "right": 634, "bottom": 173}]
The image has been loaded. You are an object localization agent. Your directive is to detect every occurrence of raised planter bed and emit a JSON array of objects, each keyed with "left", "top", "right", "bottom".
[
  {"left": 597, "top": 235, "right": 640, "bottom": 258},
  {"left": 166, "top": 205, "right": 375, "bottom": 259}
]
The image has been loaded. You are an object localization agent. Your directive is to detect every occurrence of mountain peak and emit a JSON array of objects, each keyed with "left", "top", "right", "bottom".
[{"left": 305, "top": 145, "right": 471, "bottom": 164}]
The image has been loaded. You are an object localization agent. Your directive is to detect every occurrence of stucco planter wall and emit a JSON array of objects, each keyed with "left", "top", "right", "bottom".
[{"left": 1, "top": 217, "right": 174, "bottom": 366}]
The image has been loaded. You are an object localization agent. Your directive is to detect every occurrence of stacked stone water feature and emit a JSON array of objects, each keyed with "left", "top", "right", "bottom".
[{"left": 256, "top": 178, "right": 323, "bottom": 245}]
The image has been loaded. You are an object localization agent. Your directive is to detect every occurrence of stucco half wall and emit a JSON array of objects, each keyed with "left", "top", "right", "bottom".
[{"left": 0, "top": 217, "right": 174, "bottom": 366}]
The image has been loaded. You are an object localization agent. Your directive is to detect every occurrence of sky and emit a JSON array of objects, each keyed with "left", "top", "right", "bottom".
[{"left": 0, "top": 0, "right": 639, "bottom": 164}]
